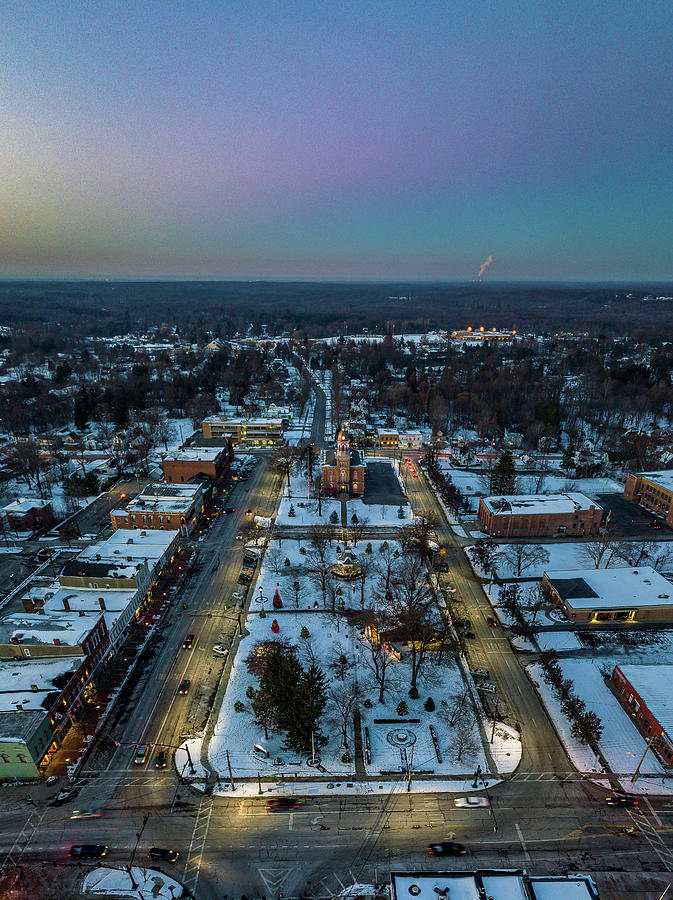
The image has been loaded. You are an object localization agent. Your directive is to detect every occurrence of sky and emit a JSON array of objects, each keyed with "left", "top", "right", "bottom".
[{"left": 1, "top": 1, "right": 672, "bottom": 281}]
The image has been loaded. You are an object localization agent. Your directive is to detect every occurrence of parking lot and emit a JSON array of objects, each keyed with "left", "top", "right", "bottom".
[
  {"left": 361, "top": 460, "right": 408, "bottom": 507},
  {"left": 596, "top": 492, "right": 673, "bottom": 540}
]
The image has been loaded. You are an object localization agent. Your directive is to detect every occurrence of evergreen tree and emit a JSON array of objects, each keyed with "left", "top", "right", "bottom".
[
  {"left": 285, "top": 662, "right": 328, "bottom": 753},
  {"left": 490, "top": 449, "right": 516, "bottom": 494},
  {"left": 561, "top": 442, "right": 576, "bottom": 472}
]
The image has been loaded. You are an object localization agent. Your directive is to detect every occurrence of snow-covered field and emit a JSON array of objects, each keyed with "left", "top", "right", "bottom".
[
  {"left": 436, "top": 463, "right": 623, "bottom": 515},
  {"left": 468, "top": 541, "right": 673, "bottom": 580},
  {"left": 528, "top": 659, "right": 671, "bottom": 793},
  {"left": 206, "top": 538, "right": 520, "bottom": 790}
]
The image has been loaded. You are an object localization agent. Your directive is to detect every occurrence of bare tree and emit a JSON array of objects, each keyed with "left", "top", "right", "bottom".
[
  {"left": 275, "top": 444, "right": 297, "bottom": 489},
  {"left": 349, "top": 513, "right": 370, "bottom": 547},
  {"left": 374, "top": 541, "right": 401, "bottom": 597},
  {"left": 306, "top": 548, "right": 330, "bottom": 606},
  {"left": 359, "top": 613, "right": 396, "bottom": 704},
  {"left": 3, "top": 440, "right": 47, "bottom": 495},
  {"left": 580, "top": 517, "right": 624, "bottom": 568},
  {"left": 402, "top": 510, "right": 439, "bottom": 560},
  {"left": 357, "top": 553, "right": 374, "bottom": 608},
  {"left": 266, "top": 545, "right": 283, "bottom": 575},
  {"left": 501, "top": 543, "right": 550, "bottom": 578},
  {"left": 385, "top": 555, "right": 440, "bottom": 693},
  {"left": 328, "top": 680, "right": 361, "bottom": 749},
  {"left": 450, "top": 721, "right": 480, "bottom": 764},
  {"left": 441, "top": 687, "right": 473, "bottom": 728}
]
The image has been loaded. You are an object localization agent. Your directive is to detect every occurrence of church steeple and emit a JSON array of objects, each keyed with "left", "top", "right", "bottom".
[{"left": 336, "top": 425, "right": 350, "bottom": 457}]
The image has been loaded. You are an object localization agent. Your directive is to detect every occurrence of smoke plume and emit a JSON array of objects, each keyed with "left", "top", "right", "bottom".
[{"left": 477, "top": 255, "right": 493, "bottom": 279}]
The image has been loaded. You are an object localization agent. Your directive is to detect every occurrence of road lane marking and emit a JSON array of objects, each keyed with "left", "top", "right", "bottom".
[
  {"left": 646, "top": 797, "right": 663, "bottom": 827},
  {"left": 289, "top": 812, "right": 294, "bottom": 831},
  {"left": 515, "top": 823, "right": 531, "bottom": 866}
]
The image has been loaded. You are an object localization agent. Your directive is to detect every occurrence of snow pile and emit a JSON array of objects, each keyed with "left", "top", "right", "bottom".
[{"left": 82, "top": 866, "right": 183, "bottom": 898}]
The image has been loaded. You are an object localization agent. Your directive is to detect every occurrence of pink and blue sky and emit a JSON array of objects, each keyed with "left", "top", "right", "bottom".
[{"left": 1, "top": 0, "right": 672, "bottom": 280}]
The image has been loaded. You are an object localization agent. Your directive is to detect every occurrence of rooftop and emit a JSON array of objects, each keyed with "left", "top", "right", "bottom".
[
  {"left": 635, "top": 470, "right": 673, "bottom": 491},
  {"left": 616, "top": 665, "right": 673, "bottom": 737},
  {"left": 390, "top": 871, "right": 598, "bottom": 900},
  {"left": 78, "top": 529, "right": 179, "bottom": 564},
  {"left": 59, "top": 559, "right": 143, "bottom": 580},
  {"left": 0, "top": 708, "right": 48, "bottom": 744},
  {"left": 482, "top": 492, "right": 601, "bottom": 516},
  {"left": 163, "top": 447, "right": 225, "bottom": 462},
  {"left": 203, "top": 416, "right": 283, "bottom": 427},
  {"left": 0, "top": 611, "right": 103, "bottom": 648},
  {"left": 3, "top": 497, "right": 52, "bottom": 513},
  {"left": 0, "top": 657, "right": 79, "bottom": 711},
  {"left": 545, "top": 566, "right": 673, "bottom": 610}
]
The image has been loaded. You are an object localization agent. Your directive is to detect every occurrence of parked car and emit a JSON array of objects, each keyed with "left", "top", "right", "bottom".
[
  {"left": 243, "top": 556, "right": 258, "bottom": 568},
  {"left": 454, "top": 796, "right": 490, "bottom": 808},
  {"left": 69, "top": 844, "right": 108, "bottom": 859},
  {"left": 238, "top": 572, "right": 252, "bottom": 584},
  {"left": 182, "top": 634, "right": 195, "bottom": 649},
  {"left": 606, "top": 795, "right": 639, "bottom": 807},
  {"left": 148, "top": 847, "right": 180, "bottom": 863},
  {"left": 464, "top": 630, "right": 476, "bottom": 639},
  {"left": 478, "top": 681, "right": 497, "bottom": 694},
  {"left": 471, "top": 669, "right": 490, "bottom": 681},
  {"left": 266, "top": 797, "right": 300, "bottom": 810},
  {"left": 213, "top": 644, "right": 229, "bottom": 658},
  {"left": 154, "top": 751, "right": 168, "bottom": 769},
  {"left": 231, "top": 591, "right": 244, "bottom": 602},
  {"left": 177, "top": 679, "right": 191, "bottom": 695},
  {"left": 455, "top": 618, "right": 471, "bottom": 629},
  {"left": 70, "top": 809, "right": 102, "bottom": 819},
  {"left": 426, "top": 842, "right": 466, "bottom": 856},
  {"left": 133, "top": 745, "right": 149, "bottom": 765}
]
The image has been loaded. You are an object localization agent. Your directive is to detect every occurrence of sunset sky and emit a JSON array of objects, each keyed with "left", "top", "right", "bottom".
[{"left": 2, "top": 1, "right": 672, "bottom": 280}]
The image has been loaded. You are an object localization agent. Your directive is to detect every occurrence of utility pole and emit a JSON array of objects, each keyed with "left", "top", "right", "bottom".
[
  {"left": 128, "top": 812, "right": 150, "bottom": 888},
  {"left": 631, "top": 734, "right": 655, "bottom": 783},
  {"left": 258, "top": 771, "right": 263, "bottom": 795},
  {"left": 185, "top": 741, "right": 195, "bottom": 773},
  {"left": 226, "top": 749, "right": 235, "bottom": 790},
  {"left": 407, "top": 745, "right": 414, "bottom": 792}
]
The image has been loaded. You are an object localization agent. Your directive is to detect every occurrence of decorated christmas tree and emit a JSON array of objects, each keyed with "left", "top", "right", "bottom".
[{"left": 271, "top": 618, "right": 280, "bottom": 633}]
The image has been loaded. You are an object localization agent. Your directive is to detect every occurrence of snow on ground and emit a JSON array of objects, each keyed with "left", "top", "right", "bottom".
[
  {"left": 175, "top": 737, "right": 208, "bottom": 780},
  {"left": 211, "top": 776, "right": 500, "bottom": 798},
  {"left": 435, "top": 465, "right": 623, "bottom": 514},
  {"left": 206, "top": 538, "right": 518, "bottom": 790},
  {"left": 82, "top": 866, "right": 183, "bottom": 898},
  {"left": 528, "top": 659, "right": 671, "bottom": 792}
]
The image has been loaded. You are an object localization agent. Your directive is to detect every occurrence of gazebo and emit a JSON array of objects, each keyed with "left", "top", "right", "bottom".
[{"left": 330, "top": 549, "right": 361, "bottom": 580}]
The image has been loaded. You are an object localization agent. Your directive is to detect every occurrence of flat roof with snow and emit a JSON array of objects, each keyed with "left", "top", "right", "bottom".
[
  {"left": 163, "top": 447, "right": 225, "bottom": 462},
  {"left": 0, "top": 611, "right": 103, "bottom": 647},
  {"left": 3, "top": 497, "right": 52, "bottom": 513},
  {"left": 482, "top": 492, "right": 600, "bottom": 516},
  {"left": 545, "top": 566, "right": 673, "bottom": 610},
  {"left": 78, "top": 529, "right": 179, "bottom": 563},
  {"left": 634, "top": 470, "right": 673, "bottom": 491},
  {"left": 390, "top": 872, "right": 598, "bottom": 900}
]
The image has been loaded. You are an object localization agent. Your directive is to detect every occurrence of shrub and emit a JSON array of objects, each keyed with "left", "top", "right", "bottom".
[
  {"left": 397, "top": 701, "right": 408, "bottom": 716},
  {"left": 424, "top": 697, "right": 435, "bottom": 712}
]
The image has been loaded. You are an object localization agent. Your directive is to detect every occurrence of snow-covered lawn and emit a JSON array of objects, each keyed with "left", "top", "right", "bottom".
[
  {"left": 528, "top": 659, "right": 670, "bottom": 792},
  {"left": 82, "top": 866, "right": 183, "bottom": 898},
  {"left": 205, "top": 538, "right": 520, "bottom": 790},
  {"left": 468, "top": 541, "right": 673, "bottom": 580}
]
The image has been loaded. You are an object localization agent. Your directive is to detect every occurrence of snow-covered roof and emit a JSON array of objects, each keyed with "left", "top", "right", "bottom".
[
  {"left": 3, "top": 497, "right": 52, "bottom": 513},
  {"left": 0, "top": 657, "right": 79, "bottom": 696},
  {"left": 163, "top": 447, "right": 225, "bottom": 462},
  {"left": 545, "top": 566, "right": 673, "bottom": 610},
  {"left": 390, "top": 872, "right": 597, "bottom": 900},
  {"left": 482, "top": 492, "right": 601, "bottom": 516},
  {"left": 0, "top": 611, "right": 103, "bottom": 647},
  {"left": 616, "top": 665, "right": 673, "bottom": 737},
  {"left": 78, "top": 529, "right": 179, "bottom": 565},
  {"left": 634, "top": 470, "right": 673, "bottom": 491}
]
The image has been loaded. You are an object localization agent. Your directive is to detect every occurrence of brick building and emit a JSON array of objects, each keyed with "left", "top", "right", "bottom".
[
  {"left": 624, "top": 470, "right": 673, "bottom": 527},
  {"left": 110, "top": 483, "right": 204, "bottom": 535},
  {"left": 478, "top": 492, "right": 603, "bottom": 537},
  {"left": 611, "top": 664, "right": 673, "bottom": 767},
  {"left": 162, "top": 443, "right": 233, "bottom": 486},
  {"left": 321, "top": 426, "right": 365, "bottom": 497},
  {"left": 3, "top": 498, "right": 54, "bottom": 531}
]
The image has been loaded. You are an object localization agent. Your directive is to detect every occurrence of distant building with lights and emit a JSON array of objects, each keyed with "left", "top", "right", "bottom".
[{"left": 451, "top": 328, "right": 517, "bottom": 342}]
